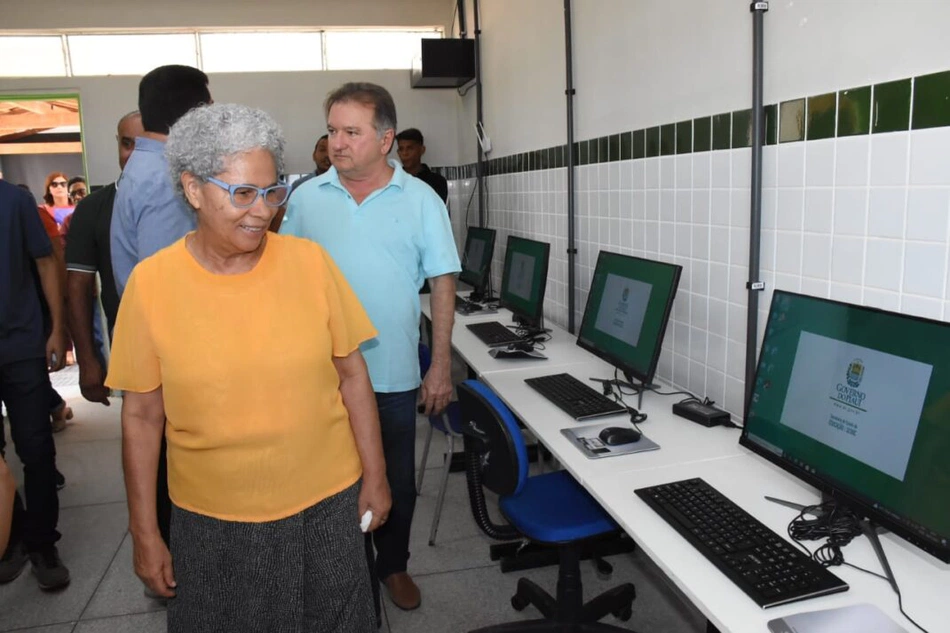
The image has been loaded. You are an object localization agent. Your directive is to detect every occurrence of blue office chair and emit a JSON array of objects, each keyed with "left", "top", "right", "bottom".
[
  {"left": 457, "top": 380, "right": 638, "bottom": 632},
  {"left": 417, "top": 344, "right": 465, "bottom": 545}
]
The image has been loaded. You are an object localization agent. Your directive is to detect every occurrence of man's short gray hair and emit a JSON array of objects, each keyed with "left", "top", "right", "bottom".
[
  {"left": 324, "top": 82, "right": 397, "bottom": 141},
  {"left": 165, "top": 103, "right": 285, "bottom": 204}
]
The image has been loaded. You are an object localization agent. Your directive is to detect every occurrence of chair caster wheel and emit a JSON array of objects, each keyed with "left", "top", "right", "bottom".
[
  {"left": 510, "top": 594, "right": 529, "bottom": 611},
  {"left": 613, "top": 606, "right": 632, "bottom": 622},
  {"left": 594, "top": 557, "right": 613, "bottom": 579}
]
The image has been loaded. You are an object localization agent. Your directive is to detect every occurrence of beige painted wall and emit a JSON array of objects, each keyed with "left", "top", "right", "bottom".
[{"left": 0, "top": 0, "right": 455, "bottom": 31}]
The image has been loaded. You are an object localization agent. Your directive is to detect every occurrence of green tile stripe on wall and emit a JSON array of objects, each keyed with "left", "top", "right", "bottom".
[
  {"left": 436, "top": 68, "right": 949, "bottom": 178},
  {"left": 838, "top": 86, "right": 870, "bottom": 137},
  {"left": 712, "top": 113, "right": 731, "bottom": 150},
  {"left": 873, "top": 78, "right": 911, "bottom": 133},
  {"left": 806, "top": 93, "right": 836, "bottom": 140},
  {"left": 676, "top": 120, "right": 692, "bottom": 154},
  {"left": 694, "top": 116, "right": 711, "bottom": 152},
  {"left": 912, "top": 70, "right": 950, "bottom": 129},
  {"left": 659, "top": 123, "right": 675, "bottom": 156},
  {"left": 732, "top": 109, "right": 752, "bottom": 148}
]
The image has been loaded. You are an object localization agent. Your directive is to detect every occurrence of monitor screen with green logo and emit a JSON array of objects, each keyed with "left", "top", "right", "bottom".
[
  {"left": 576, "top": 251, "right": 681, "bottom": 386},
  {"left": 499, "top": 236, "right": 550, "bottom": 329},
  {"left": 741, "top": 291, "right": 950, "bottom": 563}
]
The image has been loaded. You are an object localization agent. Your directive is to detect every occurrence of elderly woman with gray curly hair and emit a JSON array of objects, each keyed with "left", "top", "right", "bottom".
[{"left": 105, "top": 103, "right": 389, "bottom": 632}]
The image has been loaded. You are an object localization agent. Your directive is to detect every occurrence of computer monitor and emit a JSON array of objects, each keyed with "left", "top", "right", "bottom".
[
  {"left": 741, "top": 291, "right": 950, "bottom": 563},
  {"left": 458, "top": 227, "right": 496, "bottom": 300},
  {"left": 576, "top": 251, "right": 682, "bottom": 391},
  {"left": 499, "top": 236, "right": 550, "bottom": 331}
]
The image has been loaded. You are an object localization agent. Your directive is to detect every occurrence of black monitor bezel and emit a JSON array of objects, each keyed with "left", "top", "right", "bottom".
[
  {"left": 458, "top": 227, "right": 496, "bottom": 290},
  {"left": 575, "top": 250, "right": 682, "bottom": 387},
  {"left": 739, "top": 289, "right": 950, "bottom": 563},
  {"left": 499, "top": 235, "right": 550, "bottom": 329}
]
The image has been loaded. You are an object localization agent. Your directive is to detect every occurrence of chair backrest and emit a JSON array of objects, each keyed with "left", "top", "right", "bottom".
[
  {"left": 457, "top": 380, "right": 529, "bottom": 497},
  {"left": 418, "top": 343, "right": 432, "bottom": 379}
]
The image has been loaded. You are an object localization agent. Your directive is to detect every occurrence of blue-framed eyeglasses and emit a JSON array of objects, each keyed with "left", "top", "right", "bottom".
[{"left": 205, "top": 176, "right": 290, "bottom": 209}]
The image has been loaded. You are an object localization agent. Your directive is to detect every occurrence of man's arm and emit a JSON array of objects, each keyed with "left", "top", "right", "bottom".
[
  {"left": 110, "top": 189, "right": 137, "bottom": 298},
  {"left": 420, "top": 273, "right": 456, "bottom": 415},
  {"left": 122, "top": 388, "right": 176, "bottom": 598},
  {"left": 333, "top": 349, "right": 391, "bottom": 532},
  {"left": 35, "top": 255, "right": 66, "bottom": 371},
  {"left": 66, "top": 271, "right": 109, "bottom": 404}
]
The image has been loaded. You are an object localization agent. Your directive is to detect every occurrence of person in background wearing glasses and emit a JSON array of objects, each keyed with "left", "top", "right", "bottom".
[
  {"left": 110, "top": 65, "right": 211, "bottom": 564},
  {"left": 106, "top": 104, "right": 388, "bottom": 632},
  {"left": 66, "top": 177, "right": 86, "bottom": 207},
  {"left": 38, "top": 172, "right": 74, "bottom": 233}
]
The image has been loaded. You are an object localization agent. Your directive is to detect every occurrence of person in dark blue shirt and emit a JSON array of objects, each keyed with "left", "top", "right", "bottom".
[{"left": 0, "top": 179, "right": 70, "bottom": 590}]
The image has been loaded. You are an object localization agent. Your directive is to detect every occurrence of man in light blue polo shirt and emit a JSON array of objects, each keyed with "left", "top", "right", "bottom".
[
  {"left": 111, "top": 65, "right": 211, "bottom": 296},
  {"left": 281, "top": 82, "right": 460, "bottom": 614},
  {"left": 109, "top": 65, "right": 210, "bottom": 563}
]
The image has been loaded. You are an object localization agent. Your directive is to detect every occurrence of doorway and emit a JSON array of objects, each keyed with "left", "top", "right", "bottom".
[{"left": 0, "top": 94, "right": 86, "bottom": 202}]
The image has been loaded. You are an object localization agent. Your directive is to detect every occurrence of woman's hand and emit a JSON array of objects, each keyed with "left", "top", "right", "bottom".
[
  {"left": 131, "top": 530, "right": 176, "bottom": 598},
  {"left": 358, "top": 472, "right": 392, "bottom": 532}
]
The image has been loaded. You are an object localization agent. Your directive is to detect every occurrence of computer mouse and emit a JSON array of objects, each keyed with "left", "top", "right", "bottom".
[
  {"left": 507, "top": 341, "right": 534, "bottom": 352},
  {"left": 598, "top": 426, "right": 642, "bottom": 446}
]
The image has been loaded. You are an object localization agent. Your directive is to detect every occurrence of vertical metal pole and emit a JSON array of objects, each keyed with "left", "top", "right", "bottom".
[
  {"left": 474, "top": 0, "right": 485, "bottom": 228},
  {"left": 564, "top": 0, "right": 577, "bottom": 333},
  {"left": 457, "top": 0, "right": 467, "bottom": 38},
  {"left": 745, "top": 2, "right": 769, "bottom": 409}
]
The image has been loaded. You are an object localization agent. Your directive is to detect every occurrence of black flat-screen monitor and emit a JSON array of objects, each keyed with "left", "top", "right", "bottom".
[
  {"left": 741, "top": 290, "right": 950, "bottom": 563},
  {"left": 576, "top": 251, "right": 681, "bottom": 388},
  {"left": 458, "top": 227, "right": 496, "bottom": 299},
  {"left": 499, "top": 236, "right": 550, "bottom": 330}
]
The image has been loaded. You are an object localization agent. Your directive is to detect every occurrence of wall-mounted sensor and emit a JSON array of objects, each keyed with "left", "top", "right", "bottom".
[{"left": 475, "top": 121, "right": 492, "bottom": 154}]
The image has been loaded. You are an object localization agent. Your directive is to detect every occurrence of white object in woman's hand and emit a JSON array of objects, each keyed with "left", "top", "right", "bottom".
[{"left": 360, "top": 510, "right": 373, "bottom": 533}]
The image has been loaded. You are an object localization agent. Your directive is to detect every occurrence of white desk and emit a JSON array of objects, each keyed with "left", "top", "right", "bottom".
[
  {"left": 421, "top": 294, "right": 597, "bottom": 375},
  {"left": 587, "top": 455, "right": 949, "bottom": 633},
  {"left": 479, "top": 361, "right": 745, "bottom": 486}
]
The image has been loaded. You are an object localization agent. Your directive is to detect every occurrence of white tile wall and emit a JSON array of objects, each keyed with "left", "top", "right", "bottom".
[{"left": 446, "top": 126, "right": 950, "bottom": 418}]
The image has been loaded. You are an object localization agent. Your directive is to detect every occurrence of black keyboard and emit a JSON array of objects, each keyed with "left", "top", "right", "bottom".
[
  {"left": 466, "top": 321, "right": 525, "bottom": 347},
  {"left": 524, "top": 373, "right": 627, "bottom": 420},
  {"left": 635, "top": 478, "right": 848, "bottom": 608}
]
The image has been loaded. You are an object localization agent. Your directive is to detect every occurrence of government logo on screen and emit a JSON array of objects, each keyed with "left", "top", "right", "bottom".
[{"left": 846, "top": 359, "right": 864, "bottom": 388}]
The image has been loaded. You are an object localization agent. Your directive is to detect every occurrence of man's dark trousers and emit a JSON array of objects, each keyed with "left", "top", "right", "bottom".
[{"left": 0, "top": 358, "right": 60, "bottom": 552}]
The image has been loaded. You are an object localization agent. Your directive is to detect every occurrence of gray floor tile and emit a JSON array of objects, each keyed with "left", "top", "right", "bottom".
[
  {"left": 384, "top": 564, "right": 538, "bottom": 632},
  {"left": 414, "top": 416, "right": 448, "bottom": 473},
  {"left": 74, "top": 610, "right": 166, "bottom": 633},
  {"left": 387, "top": 549, "right": 705, "bottom": 633},
  {"left": 51, "top": 396, "right": 122, "bottom": 445},
  {"left": 49, "top": 365, "right": 79, "bottom": 390},
  {"left": 54, "top": 439, "right": 125, "bottom": 510},
  {"left": 3, "top": 625, "right": 74, "bottom": 633},
  {"left": 0, "top": 502, "right": 128, "bottom": 632},
  {"left": 82, "top": 534, "right": 166, "bottom": 620},
  {"left": 406, "top": 465, "right": 503, "bottom": 577}
]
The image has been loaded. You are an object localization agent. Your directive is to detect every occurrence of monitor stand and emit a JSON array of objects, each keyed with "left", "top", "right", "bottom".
[
  {"left": 511, "top": 314, "right": 551, "bottom": 340},
  {"left": 590, "top": 372, "right": 652, "bottom": 409},
  {"left": 467, "top": 288, "right": 497, "bottom": 303},
  {"left": 764, "top": 493, "right": 833, "bottom": 517}
]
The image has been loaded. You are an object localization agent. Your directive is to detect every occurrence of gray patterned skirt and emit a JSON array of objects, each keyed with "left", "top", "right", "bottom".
[{"left": 167, "top": 481, "right": 375, "bottom": 633}]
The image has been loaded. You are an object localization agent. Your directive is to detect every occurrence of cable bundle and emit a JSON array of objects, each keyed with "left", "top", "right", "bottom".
[{"left": 787, "top": 501, "right": 863, "bottom": 567}]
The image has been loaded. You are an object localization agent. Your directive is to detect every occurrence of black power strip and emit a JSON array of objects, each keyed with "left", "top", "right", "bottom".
[{"left": 672, "top": 400, "right": 731, "bottom": 427}]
